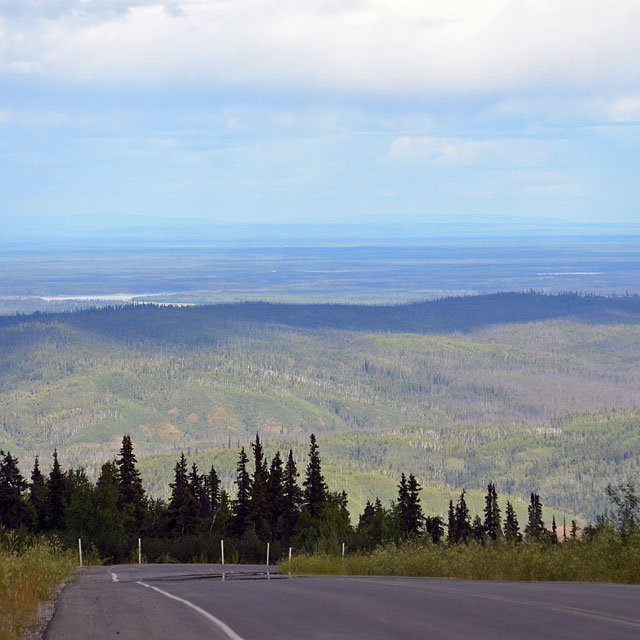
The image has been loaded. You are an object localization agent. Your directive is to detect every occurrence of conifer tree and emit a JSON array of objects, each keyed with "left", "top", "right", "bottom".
[
  {"left": 168, "top": 453, "right": 199, "bottom": 536},
  {"left": 29, "top": 456, "right": 48, "bottom": 533},
  {"left": 483, "top": 482, "right": 501, "bottom": 541},
  {"left": 503, "top": 500, "right": 521, "bottom": 542},
  {"left": 398, "top": 474, "right": 423, "bottom": 538},
  {"left": 424, "top": 516, "right": 445, "bottom": 544},
  {"left": 116, "top": 435, "right": 146, "bottom": 532},
  {"left": 189, "top": 463, "right": 210, "bottom": 519},
  {"left": 454, "top": 489, "right": 471, "bottom": 544},
  {"left": 267, "top": 451, "right": 285, "bottom": 540},
  {"left": 231, "top": 447, "right": 251, "bottom": 537},
  {"left": 248, "top": 434, "right": 270, "bottom": 540},
  {"left": 303, "top": 434, "right": 327, "bottom": 517},
  {"left": 208, "top": 465, "right": 221, "bottom": 514},
  {"left": 46, "top": 449, "right": 68, "bottom": 531},
  {"left": 447, "top": 499, "right": 456, "bottom": 544},
  {"left": 0, "top": 451, "right": 30, "bottom": 529},
  {"left": 524, "top": 493, "right": 545, "bottom": 541},
  {"left": 570, "top": 520, "right": 578, "bottom": 539},
  {"left": 472, "top": 514, "right": 485, "bottom": 542},
  {"left": 551, "top": 515, "right": 558, "bottom": 544},
  {"left": 282, "top": 450, "right": 303, "bottom": 539}
]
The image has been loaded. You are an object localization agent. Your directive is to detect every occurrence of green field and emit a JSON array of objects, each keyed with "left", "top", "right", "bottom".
[{"left": 1, "top": 293, "right": 639, "bottom": 520}]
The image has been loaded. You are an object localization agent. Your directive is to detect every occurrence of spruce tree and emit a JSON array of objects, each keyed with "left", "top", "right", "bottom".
[
  {"left": 281, "top": 450, "right": 303, "bottom": 539},
  {"left": 472, "top": 514, "right": 485, "bottom": 542},
  {"left": 116, "top": 435, "right": 146, "bottom": 533},
  {"left": 189, "top": 463, "right": 210, "bottom": 519},
  {"left": 303, "top": 434, "right": 327, "bottom": 517},
  {"left": 447, "top": 499, "right": 456, "bottom": 545},
  {"left": 46, "top": 450, "right": 68, "bottom": 531},
  {"left": 0, "top": 451, "right": 30, "bottom": 529},
  {"left": 29, "top": 456, "right": 48, "bottom": 533},
  {"left": 570, "top": 520, "right": 578, "bottom": 539},
  {"left": 401, "top": 474, "right": 423, "bottom": 538},
  {"left": 454, "top": 489, "right": 471, "bottom": 544},
  {"left": 551, "top": 515, "right": 558, "bottom": 544},
  {"left": 503, "top": 500, "right": 521, "bottom": 542},
  {"left": 168, "top": 453, "right": 199, "bottom": 536},
  {"left": 524, "top": 493, "right": 545, "bottom": 542},
  {"left": 483, "top": 482, "right": 501, "bottom": 541},
  {"left": 231, "top": 447, "right": 251, "bottom": 537},
  {"left": 207, "top": 465, "right": 221, "bottom": 514},
  {"left": 267, "top": 451, "right": 286, "bottom": 540},
  {"left": 248, "top": 434, "right": 270, "bottom": 540},
  {"left": 424, "top": 516, "right": 445, "bottom": 544}
]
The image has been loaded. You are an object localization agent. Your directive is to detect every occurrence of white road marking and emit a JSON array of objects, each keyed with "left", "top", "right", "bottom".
[
  {"left": 137, "top": 580, "right": 245, "bottom": 640},
  {"left": 110, "top": 572, "right": 119, "bottom": 582}
]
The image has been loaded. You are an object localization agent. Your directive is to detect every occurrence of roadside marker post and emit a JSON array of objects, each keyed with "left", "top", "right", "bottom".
[
  {"left": 78, "top": 538, "right": 83, "bottom": 566},
  {"left": 342, "top": 542, "right": 345, "bottom": 558},
  {"left": 288, "top": 547, "right": 292, "bottom": 562},
  {"left": 266, "top": 542, "right": 270, "bottom": 567},
  {"left": 221, "top": 539, "right": 225, "bottom": 565},
  {"left": 138, "top": 538, "right": 142, "bottom": 564}
]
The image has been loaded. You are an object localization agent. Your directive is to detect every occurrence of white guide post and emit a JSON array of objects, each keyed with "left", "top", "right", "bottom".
[
  {"left": 288, "top": 547, "right": 292, "bottom": 563},
  {"left": 138, "top": 538, "right": 142, "bottom": 564},
  {"left": 266, "top": 542, "right": 270, "bottom": 567},
  {"left": 341, "top": 542, "right": 345, "bottom": 558},
  {"left": 221, "top": 539, "right": 225, "bottom": 565},
  {"left": 78, "top": 538, "right": 83, "bottom": 566}
]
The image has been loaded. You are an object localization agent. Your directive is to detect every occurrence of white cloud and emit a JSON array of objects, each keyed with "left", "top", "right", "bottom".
[
  {"left": 1, "top": 0, "right": 640, "bottom": 98},
  {"left": 607, "top": 96, "right": 640, "bottom": 123},
  {"left": 387, "top": 136, "right": 492, "bottom": 165},
  {"left": 386, "top": 135, "right": 553, "bottom": 168}
]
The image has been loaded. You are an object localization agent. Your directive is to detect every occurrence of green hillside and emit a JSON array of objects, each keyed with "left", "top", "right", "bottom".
[{"left": 1, "top": 293, "right": 639, "bottom": 520}]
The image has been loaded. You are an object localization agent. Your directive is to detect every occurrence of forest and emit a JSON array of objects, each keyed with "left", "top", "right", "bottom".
[
  {"left": 1, "top": 293, "right": 639, "bottom": 520},
  {"left": 2, "top": 433, "right": 637, "bottom": 567}
]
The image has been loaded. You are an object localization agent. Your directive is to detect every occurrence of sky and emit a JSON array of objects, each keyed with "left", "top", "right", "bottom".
[{"left": 2, "top": 0, "right": 640, "bottom": 234}]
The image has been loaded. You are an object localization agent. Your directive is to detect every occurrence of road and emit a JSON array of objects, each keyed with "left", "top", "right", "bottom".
[{"left": 45, "top": 564, "right": 640, "bottom": 639}]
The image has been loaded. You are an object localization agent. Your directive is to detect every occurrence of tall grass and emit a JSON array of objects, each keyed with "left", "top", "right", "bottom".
[
  {"left": 283, "top": 533, "right": 640, "bottom": 584},
  {"left": 0, "top": 531, "right": 76, "bottom": 640}
]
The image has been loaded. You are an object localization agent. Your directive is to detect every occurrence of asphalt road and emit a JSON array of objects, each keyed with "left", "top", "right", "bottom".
[{"left": 45, "top": 564, "right": 640, "bottom": 640}]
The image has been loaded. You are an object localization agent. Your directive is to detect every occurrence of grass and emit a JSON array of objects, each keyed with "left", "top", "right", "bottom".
[
  {"left": 0, "top": 531, "right": 76, "bottom": 640},
  {"left": 282, "top": 533, "right": 640, "bottom": 584}
]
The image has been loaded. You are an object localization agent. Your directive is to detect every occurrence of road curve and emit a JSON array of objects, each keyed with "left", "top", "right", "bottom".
[{"left": 45, "top": 564, "right": 640, "bottom": 640}]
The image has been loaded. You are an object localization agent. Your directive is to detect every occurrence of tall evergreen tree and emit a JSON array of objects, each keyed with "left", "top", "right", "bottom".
[
  {"left": 551, "top": 515, "right": 558, "bottom": 544},
  {"left": 524, "top": 493, "right": 545, "bottom": 541},
  {"left": 424, "top": 516, "right": 445, "bottom": 544},
  {"left": 116, "top": 435, "right": 146, "bottom": 533},
  {"left": 472, "top": 514, "right": 485, "bottom": 542},
  {"left": 503, "top": 500, "right": 521, "bottom": 542},
  {"left": 447, "top": 499, "right": 456, "bottom": 544},
  {"left": 189, "top": 463, "right": 210, "bottom": 519},
  {"left": 454, "top": 489, "right": 471, "bottom": 544},
  {"left": 281, "top": 450, "right": 303, "bottom": 539},
  {"left": 397, "top": 473, "right": 423, "bottom": 538},
  {"left": 231, "top": 447, "right": 251, "bottom": 537},
  {"left": 46, "top": 450, "right": 68, "bottom": 531},
  {"left": 29, "top": 456, "right": 48, "bottom": 533},
  {"left": 168, "top": 453, "right": 199, "bottom": 536},
  {"left": 208, "top": 465, "right": 221, "bottom": 513},
  {"left": 483, "top": 482, "right": 501, "bottom": 541},
  {"left": 0, "top": 451, "right": 30, "bottom": 529},
  {"left": 303, "top": 434, "right": 327, "bottom": 517},
  {"left": 248, "top": 434, "right": 270, "bottom": 540},
  {"left": 267, "top": 451, "right": 286, "bottom": 540}
]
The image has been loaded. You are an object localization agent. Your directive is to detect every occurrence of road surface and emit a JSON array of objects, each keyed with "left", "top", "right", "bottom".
[{"left": 45, "top": 564, "right": 640, "bottom": 639}]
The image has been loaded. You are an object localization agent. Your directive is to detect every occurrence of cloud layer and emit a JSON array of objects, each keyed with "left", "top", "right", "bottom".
[{"left": 2, "top": 0, "right": 640, "bottom": 98}]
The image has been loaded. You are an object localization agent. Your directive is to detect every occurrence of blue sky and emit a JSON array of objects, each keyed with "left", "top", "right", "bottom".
[{"left": 2, "top": 1, "right": 640, "bottom": 233}]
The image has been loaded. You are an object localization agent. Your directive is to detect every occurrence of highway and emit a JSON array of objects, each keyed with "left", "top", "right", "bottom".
[{"left": 45, "top": 564, "right": 640, "bottom": 639}]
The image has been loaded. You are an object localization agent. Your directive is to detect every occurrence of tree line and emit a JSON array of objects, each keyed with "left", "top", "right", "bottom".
[{"left": 1, "top": 436, "right": 638, "bottom": 563}]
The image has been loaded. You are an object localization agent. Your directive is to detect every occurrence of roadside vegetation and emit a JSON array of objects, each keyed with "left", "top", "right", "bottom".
[
  {"left": 1, "top": 435, "right": 638, "bottom": 585},
  {"left": 0, "top": 531, "right": 75, "bottom": 640}
]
